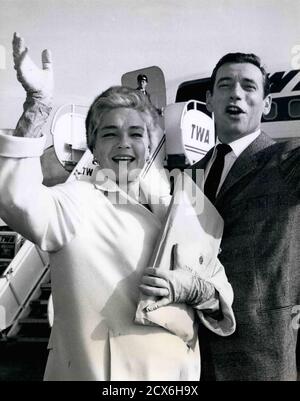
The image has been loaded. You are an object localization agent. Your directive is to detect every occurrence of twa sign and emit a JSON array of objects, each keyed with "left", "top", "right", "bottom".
[
  {"left": 165, "top": 100, "right": 215, "bottom": 165},
  {"left": 182, "top": 106, "right": 215, "bottom": 164}
]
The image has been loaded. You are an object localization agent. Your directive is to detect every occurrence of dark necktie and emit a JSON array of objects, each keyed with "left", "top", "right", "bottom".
[{"left": 204, "top": 143, "right": 232, "bottom": 203}]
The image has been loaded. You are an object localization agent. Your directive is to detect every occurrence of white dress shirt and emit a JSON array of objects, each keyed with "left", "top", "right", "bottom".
[{"left": 205, "top": 129, "right": 261, "bottom": 196}]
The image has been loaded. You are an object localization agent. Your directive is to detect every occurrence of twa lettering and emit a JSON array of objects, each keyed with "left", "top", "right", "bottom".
[{"left": 190, "top": 124, "right": 210, "bottom": 144}]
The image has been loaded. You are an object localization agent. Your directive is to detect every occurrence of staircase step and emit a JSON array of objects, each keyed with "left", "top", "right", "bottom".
[
  {"left": 19, "top": 318, "right": 49, "bottom": 324},
  {"left": 16, "top": 321, "right": 51, "bottom": 338},
  {"left": 9, "top": 336, "right": 49, "bottom": 343},
  {"left": 40, "top": 283, "right": 51, "bottom": 290},
  {"left": 28, "top": 299, "right": 48, "bottom": 319},
  {"left": 39, "top": 284, "right": 51, "bottom": 300},
  {"left": 30, "top": 300, "right": 49, "bottom": 306},
  {"left": 28, "top": 311, "right": 48, "bottom": 319}
]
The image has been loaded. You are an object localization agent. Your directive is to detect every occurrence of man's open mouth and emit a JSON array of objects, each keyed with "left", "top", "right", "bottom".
[
  {"left": 226, "top": 105, "right": 245, "bottom": 115},
  {"left": 112, "top": 155, "right": 135, "bottom": 163}
]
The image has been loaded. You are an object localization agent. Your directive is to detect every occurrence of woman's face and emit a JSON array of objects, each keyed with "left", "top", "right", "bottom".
[{"left": 94, "top": 107, "right": 150, "bottom": 184}]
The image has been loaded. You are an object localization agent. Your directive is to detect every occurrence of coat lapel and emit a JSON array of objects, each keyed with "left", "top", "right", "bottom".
[
  {"left": 192, "top": 147, "right": 214, "bottom": 171},
  {"left": 216, "top": 132, "right": 276, "bottom": 205}
]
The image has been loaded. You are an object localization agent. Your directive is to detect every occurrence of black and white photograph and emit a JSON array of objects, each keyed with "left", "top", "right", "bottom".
[{"left": 0, "top": 0, "right": 299, "bottom": 383}]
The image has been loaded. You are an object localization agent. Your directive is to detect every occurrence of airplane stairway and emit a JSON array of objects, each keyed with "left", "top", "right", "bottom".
[
  {"left": 2, "top": 276, "right": 51, "bottom": 343},
  {"left": 0, "top": 237, "right": 52, "bottom": 345},
  {"left": 0, "top": 245, "right": 51, "bottom": 381}
]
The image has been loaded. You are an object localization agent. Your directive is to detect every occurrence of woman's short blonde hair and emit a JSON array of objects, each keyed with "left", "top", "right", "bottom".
[{"left": 86, "top": 86, "right": 162, "bottom": 154}]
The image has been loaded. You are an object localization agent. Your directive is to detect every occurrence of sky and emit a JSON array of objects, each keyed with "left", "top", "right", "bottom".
[{"left": 0, "top": 0, "right": 299, "bottom": 127}]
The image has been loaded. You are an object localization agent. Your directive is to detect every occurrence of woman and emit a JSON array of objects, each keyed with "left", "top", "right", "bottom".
[{"left": 0, "top": 33, "right": 235, "bottom": 381}]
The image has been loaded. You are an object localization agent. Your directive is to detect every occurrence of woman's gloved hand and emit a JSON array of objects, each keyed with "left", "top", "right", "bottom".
[
  {"left": 140, "top": 244, "right": 216, "bottom": 311},
  {"left": 12, "top": 32, "right": 53, "bottom": 102}
]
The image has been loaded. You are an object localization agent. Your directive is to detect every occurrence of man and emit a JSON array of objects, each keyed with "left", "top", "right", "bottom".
[
  {"left": 136, "top": 74, "right": 152, "bottom": 102},
  {"left": 192, "top": 53, "right": 300, "bottom": 381}
]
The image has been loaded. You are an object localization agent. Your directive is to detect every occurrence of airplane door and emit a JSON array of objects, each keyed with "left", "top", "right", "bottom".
[{"left": 121, "top": 66, "right": 167, "bottom": 117}]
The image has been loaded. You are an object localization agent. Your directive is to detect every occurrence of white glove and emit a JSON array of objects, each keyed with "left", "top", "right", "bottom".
[
  {"left": 140, "top": 244, "right": 216, "bottom": 311},
  {"left": 12, "top": 32, "right": 53, "bottom": 102}
]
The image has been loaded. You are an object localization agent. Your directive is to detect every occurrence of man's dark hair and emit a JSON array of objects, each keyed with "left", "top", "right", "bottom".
[
  {"left": 210, "top": 52, "right": 270, "bottom": 98},
  {"left": 137, "top": 74, "right": 148, "bottom": 83}
]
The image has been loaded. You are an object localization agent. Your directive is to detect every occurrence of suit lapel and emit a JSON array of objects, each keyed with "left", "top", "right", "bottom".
[
  {"left": 192, "top": 147, "right": 214, "bottom": 170},
  {"left": 216, "top": 132, "right": 276, "bottom": 205},
  {"left": 190, "top": 147, "right": 214, "bottom": 192}
]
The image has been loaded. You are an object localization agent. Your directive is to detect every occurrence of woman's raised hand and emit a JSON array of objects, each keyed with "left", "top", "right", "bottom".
[{"left": 12, "top": 32, "right": 53, "bottom": 101}]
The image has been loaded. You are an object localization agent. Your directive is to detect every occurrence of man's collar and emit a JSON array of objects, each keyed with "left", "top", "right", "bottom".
[{"left": 216, "top": 129, "right": 261, "bottom": 158}]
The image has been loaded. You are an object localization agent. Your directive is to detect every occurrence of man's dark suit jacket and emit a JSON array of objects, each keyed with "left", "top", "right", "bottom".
[{"left": 193, "top": 132, "right": 300, "bottom": 381}]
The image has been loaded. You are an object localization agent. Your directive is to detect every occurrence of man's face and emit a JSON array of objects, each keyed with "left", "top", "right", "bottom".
[
  {"left": 206, "top": 62, "right": 271, "bottom": 143},
  {"left": 94, "top": 107, "right": 150, "bottom": 184},
  {"left": 140, "top": 79, "right": 147, "bottom": 90}
]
